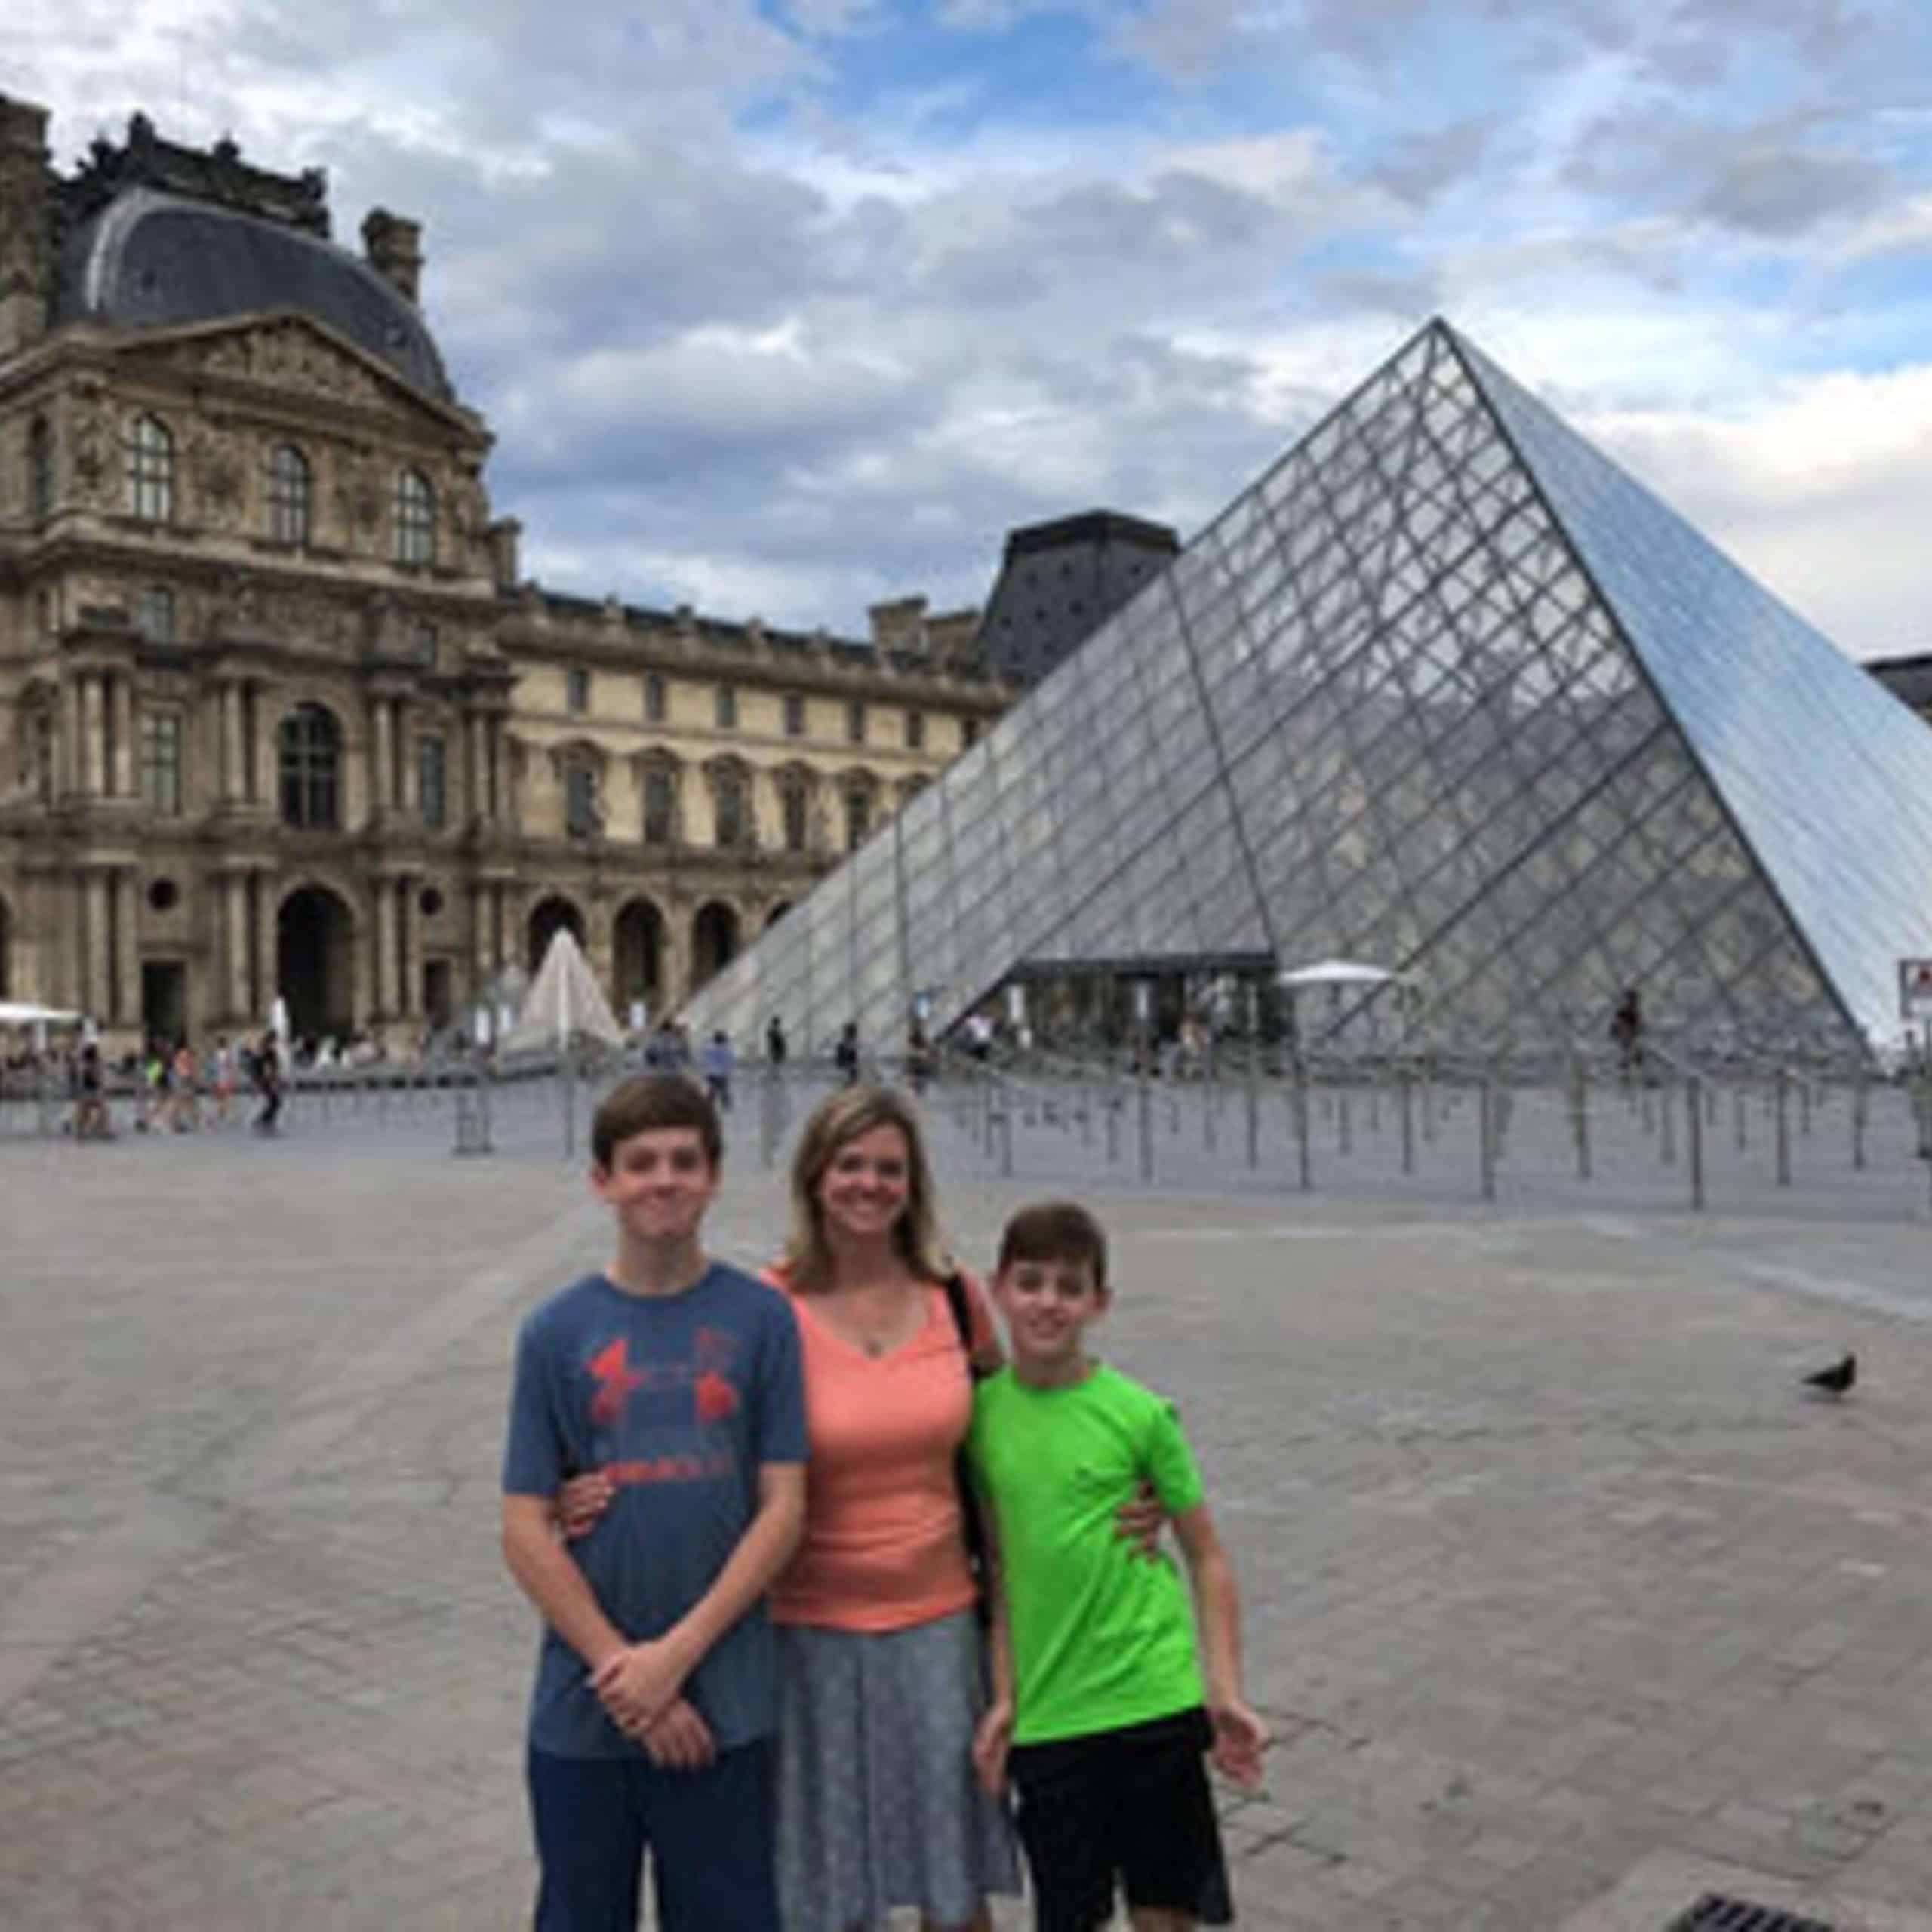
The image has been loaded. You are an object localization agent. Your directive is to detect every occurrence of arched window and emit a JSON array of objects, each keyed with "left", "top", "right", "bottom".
[
  {"left": 26, "top": 416, "right": 52, "bottom": 524},
  {"left": 780, "top": 769, "right": 811, "bottom": 854},
  {"left": 266, "top": 444, "right": 311, "bottom": 546},
  {"left": 278, "top": 703, "right": 340, "bottom": 829},
  {"left": 125, "top": 414, "right": 174, "bottom": 522},
  {"left": 711, "top": 764, "right": 748, "bottom": 849},
  {"left": 393, "top": 467, "right": 435, "bottom": 565},
  {"left": 844, "top": 776, "right": 874, "bottom": 854},
  {"left": 564, "top": 757, "right": 601, "bottom": 838},
  {"left": 643, "top": 761, "right": 679, "bottom": 845}
]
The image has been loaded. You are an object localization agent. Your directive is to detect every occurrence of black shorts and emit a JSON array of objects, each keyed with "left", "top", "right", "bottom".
[{"left": 1008, "top": 1706, "right": 1232, "bottom": 1930}]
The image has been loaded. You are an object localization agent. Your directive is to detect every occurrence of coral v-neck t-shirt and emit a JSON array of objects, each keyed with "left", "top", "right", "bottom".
[{"left": 766, "top": 1264, "right": 994, "bottom": 1631}]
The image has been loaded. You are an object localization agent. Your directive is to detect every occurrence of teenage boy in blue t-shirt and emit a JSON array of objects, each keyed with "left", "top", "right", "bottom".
[
  {"left": 501, "top": 1074, "right": 807, "bottom": 1931},
  {"left": 969, "top": 1200, "right": 1267, "bottom": 1931}
]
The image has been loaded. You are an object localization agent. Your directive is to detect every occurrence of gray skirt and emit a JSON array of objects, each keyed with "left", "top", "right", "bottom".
[{"left": 774, "top": 1607, "right": 1022, "bottom": 1931}]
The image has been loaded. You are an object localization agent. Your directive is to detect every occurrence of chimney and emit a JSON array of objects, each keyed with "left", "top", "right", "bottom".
[
  {"left": 869, "top": 595, "right": 930, "bottom": 654},
  {"left": 0, "top": 94, "right": 53, "bottom": 358},
  {"left": 361, "top": 207, "right": 423, "bottom": 305}
]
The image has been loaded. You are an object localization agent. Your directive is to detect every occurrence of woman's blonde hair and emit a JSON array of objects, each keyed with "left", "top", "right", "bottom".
[{"left": 783, "top": 1084, "right": 950, "bottom": 1291}]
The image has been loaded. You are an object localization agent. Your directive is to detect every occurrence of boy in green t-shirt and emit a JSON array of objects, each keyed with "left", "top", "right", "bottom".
[{"left": 968, "top": 1201, "right": 1267, "bottom": 1931}]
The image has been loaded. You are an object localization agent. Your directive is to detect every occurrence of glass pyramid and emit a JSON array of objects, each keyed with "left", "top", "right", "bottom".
[{"left": 683, "top": 320, "right": 1932, "bottom": 1061}]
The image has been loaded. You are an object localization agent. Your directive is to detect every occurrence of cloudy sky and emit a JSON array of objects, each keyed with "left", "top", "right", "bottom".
[{"left": 9, "top": 0, "right": 1932, "bottom": 657}]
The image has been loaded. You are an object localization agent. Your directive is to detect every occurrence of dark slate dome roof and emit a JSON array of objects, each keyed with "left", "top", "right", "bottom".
[{"left": 55, "top": 188, "right": 452, "bottom": 400}]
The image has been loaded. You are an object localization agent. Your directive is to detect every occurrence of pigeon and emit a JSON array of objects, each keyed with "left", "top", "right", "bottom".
[{"left": 1801, "top": 1352, "right": 1857, "bottom": 1397}]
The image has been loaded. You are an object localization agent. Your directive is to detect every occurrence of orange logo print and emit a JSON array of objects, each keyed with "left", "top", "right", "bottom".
[
  {"left": 694, "top": 1371, "right": 739, "bottom": 1423},
  {"left": 586, "top": 1339, "right": 647, "bottom": 1423}
]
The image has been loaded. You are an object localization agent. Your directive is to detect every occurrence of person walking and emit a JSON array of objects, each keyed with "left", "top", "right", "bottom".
[
  {"left": 252, "top": 1031, "right": 283, "bottom": 1134},
  {"left": 764, "top": 1016, "right": 788, "bottom": 1069},
  {"left": 702, "top": 1029, "right": 736, "bottom": 1113},
  {"left": 833, "top": 1021, "right": 860, "bottom": 1088}
]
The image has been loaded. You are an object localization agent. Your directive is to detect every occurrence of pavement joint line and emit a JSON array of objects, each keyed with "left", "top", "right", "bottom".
[
  {"left": 204, "top": 1186, "right": 602, "bottom": 1502},
  {"left": 0, "top": 1181, "right": 595, "bottom": 1723}
]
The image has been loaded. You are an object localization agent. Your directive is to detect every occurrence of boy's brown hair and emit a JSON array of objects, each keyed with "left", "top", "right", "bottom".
[
  {"left": 996, "top": 1200, "right": 1109, "bottom": 1291},
  {"left": 592, "top": 1073, "right": 723, "bottom": 1171}
]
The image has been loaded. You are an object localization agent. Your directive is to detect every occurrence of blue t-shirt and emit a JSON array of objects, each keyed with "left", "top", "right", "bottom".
[{"left": 502, "top": 1263, "right": 806, "bottom": 1758}]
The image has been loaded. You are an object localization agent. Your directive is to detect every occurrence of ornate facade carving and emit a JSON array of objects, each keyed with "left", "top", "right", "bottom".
[{"left": 0, "top": 97, "right": 1010, "bottom": 1049}]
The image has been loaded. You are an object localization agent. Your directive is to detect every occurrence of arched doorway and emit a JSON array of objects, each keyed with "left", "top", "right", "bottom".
[
  {"left": 277, "top": 884, "right": 355, "bottom": 1044},
  {"left": 614, "top": 897, "right": 665, "bottom": 1016},
  {"left": 764, "top": 901, "right": 792, "bottom": 930},
  {"left": 527, "top": 894, "right": 586, "bottom": 973},
  {"left": 691, "top": 900, "right": 740, "bottom": 994}
]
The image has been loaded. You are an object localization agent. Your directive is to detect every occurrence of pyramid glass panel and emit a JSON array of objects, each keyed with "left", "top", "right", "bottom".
[{"left": 683, "top": 319, "right": 1932, "bottom": 1062}]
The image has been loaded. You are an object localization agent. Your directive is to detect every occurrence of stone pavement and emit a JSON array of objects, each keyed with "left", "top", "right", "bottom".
[{"left": 7, "top": 1109, "right": 1932, "bottom": 1928}]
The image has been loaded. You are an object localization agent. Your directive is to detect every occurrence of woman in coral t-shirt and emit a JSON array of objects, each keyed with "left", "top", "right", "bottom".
[{"left": 764, "top": 1083, "right": 1019, "bottom": 1932}]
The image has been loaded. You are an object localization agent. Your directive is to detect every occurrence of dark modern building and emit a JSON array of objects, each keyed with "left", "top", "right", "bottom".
[{"left": 977, "top": 509, "right": 1178, "bottom": 685}]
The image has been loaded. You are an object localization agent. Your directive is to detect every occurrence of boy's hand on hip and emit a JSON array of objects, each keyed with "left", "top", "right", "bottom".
[
  {"left": 971, "top": 1698, "right": 1014, "bottom": 1797},
  {"left": 1208, "top": 1699, "right": 1269, "bottom": 1790},
  {"left": 1113, "top": 1478, "right": 1165, "bottom": 1557},
  {"left": 590, "top": 1638, "right": 688, "bottom": 1731}
]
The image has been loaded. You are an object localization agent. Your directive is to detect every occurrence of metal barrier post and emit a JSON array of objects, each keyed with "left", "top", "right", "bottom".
[
  {"left": 1799, "top": 1075, "right": 1813, "bottom": 1138},
  {"left": 1852, "top": 1064, "right": 1867, "bottom": 1171},
  {"left": 1338, "top": 1083, "right": 1352, "bottom": 1157},
  {"left": 1734, "top": 1085, "right": 1747, "bottom": 1152},
  {"left": 1687, "top": 1073, "right": 1704, "bottom": 1209},
  {"left": 1774, "top": 1066, "right": 1790, "bottom": 1187},
  {"left": 1000, "top": 1109, "right": 1014, "bottom": 1178},
  {"left": 1478, "top": 1074, "right": 1496, "bottom": 1202},
  {"left": 1244, "top": 1041, "right": 1259, "bottom": 1171},
  {"left": 1399, "top": 1070, "right": 1415, "bottom": 1175},
  {"left": 1137, "top": 1071, "right": 1154, "bottom": 1185},
  {"left": 1294, "top": 1063, "right": 1312, "bottom": 1192},
  {"left": 1660, "top": 1078, "right": 1676, "bottom": 1167},
  {"left": 1572, "top": 1057, "right": 1591, "bottom": 1183},
  {"left": 563, "top": 1051, "right": 577, "bottom": 1163}
]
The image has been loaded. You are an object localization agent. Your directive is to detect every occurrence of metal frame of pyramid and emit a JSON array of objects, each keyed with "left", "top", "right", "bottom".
[{"left": 681, "top": 319, "right": 1932, "bottom": 1063}]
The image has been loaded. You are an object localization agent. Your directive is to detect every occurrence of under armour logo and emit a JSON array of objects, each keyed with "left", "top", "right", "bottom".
[{"left": 586, "top": 1338, "right": 647, "bottom": 1424}]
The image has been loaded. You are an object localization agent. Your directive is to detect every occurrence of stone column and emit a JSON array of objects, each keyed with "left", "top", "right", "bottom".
[
  {"left": 396, "top": 703, "right": 417, "bottom": 817},
  {"left": 78, "top": 675, "right": 101, "bottom": 795},
  {"left": 470, "top": 882, "right": 493, "bottom": 999},
  {"left": 488, "top": 718, "right": 505, "bottom": 823},
  {"left": 221, "top": 685, "right": 244, "bottom": 804},
  {"left": 253, "top": 871, "right": 277, "bottom": 1019},
  {"left": 82, "top": 869, "right": 109, "bottom": 1020},
  {"left": 111, "top": 675, "right": 135, "bottom": 800},
  {"left": 55, "top": 680, "right": 76, "bottom": 800},
  {"left": 399, "top": 878, "right": 422, "bottom": 1020},
  {"left": 113, "top": 869, "right": 140, "bottom": 1026},
  {"left": 468, "top": 712, "right": 488, "bottom": 821},
  {"left": 371, "top": 698, "right": 394, "bottom": 818},
  {"left": 225, "top": 875, "right": 250, "bottom": 1021},
  {"left": 373, "top": 876, "right": 398, "bottom": 1020},
  {"left": 250, "top": 685, "right": 275, "bottom": 808}
]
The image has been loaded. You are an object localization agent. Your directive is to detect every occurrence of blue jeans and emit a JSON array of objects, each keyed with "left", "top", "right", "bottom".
[{"left": 526, "top": 1740, "right": 779, "bottom": 1932}]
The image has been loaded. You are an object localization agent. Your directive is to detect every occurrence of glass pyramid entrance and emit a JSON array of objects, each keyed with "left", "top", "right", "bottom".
[{"left": 683, "top": 319, "right": 1932, "bottom": 1063}]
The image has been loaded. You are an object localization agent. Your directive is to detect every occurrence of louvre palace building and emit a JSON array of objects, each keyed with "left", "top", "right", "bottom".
[{"left": 0, "top": 96, "right": 1008, "bottom": 1051}]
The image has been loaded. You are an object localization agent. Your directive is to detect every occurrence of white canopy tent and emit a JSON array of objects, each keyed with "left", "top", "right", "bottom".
[
  {"left": 1276, "top": 959, "right": 1413, "bottom": 990},
  {"left": 500, "top": 928, "right": 625, "bottom": 1055},
  {"left": 0, "top": 1001, "right": 83, "bottom": 1026},
  {"left": 1277, "top": 959, "right": 1419, "bottom": 1057}
]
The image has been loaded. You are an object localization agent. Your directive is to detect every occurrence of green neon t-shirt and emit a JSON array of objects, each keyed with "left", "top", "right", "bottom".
[{"left": 968, "top": 1361, "right": 1205, "bottom": 1746}]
